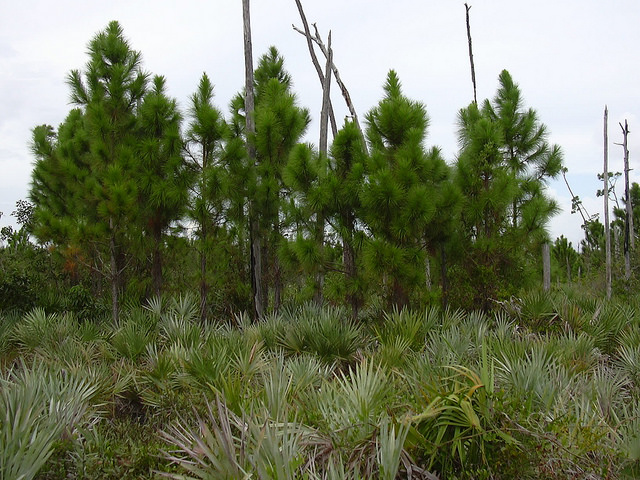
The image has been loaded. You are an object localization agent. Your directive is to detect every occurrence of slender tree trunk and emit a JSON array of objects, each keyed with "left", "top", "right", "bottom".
[
  {"left": 464, "top": 3, "right": 478, "bottom": 105},
  {"left": 604, "top": 106, "right": 612, "bottom": 299},
  {"left": 391, "top": 277, "right": 409, "bottom": 311},
  {"left": 151, "top": 223, "right": 163, "bottom": 298},
  {"left": 440, "top": 245, "right": 449, "bottom": 310},
  {"left": 542, "top": 243, "right": 551, "bottom": 292},
  {"left": 243, "top": 0, "right": 264, "bottom": 319},
  {"left": 274, "top": 254, "right": 282, "bottom": 313},
  {"left": 621, "top": 120, "right": 633, "bottom": 279},
  {"left": 343, "top": 235, "right": 359, "bottom": 319},
  {"left": 319, "top": 31, "right": 332, "bottom": 157},
  {"left": 109, "top": 218, "right": 119, "bottom": 324},
  {"left": 311, "top": 30, "right": 332, "bottom": 307},
  {"left": 199, "top": 221, "right": 208, "bottom": 323}
]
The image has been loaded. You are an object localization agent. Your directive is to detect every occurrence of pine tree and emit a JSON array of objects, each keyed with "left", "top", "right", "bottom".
[
  {"left": 136, "top": 75, "right": 191, "bottom": 298},
  {"left": 30, "top": 21, "right": 148, "bottom": 322},
  {"left": 326, "top": 121, "right": 368, "bottom": 317},
  {"left": 185, "top": 73, "right": 228, "bottom": 321},
  {"left": 485, "top": 70, "right": 563, "bottom": 228},
  {"left": 361, "top": 71, "right": 452, "bottom": 309},
  {"left": 453, "top": 71, "right": 562, "bottom": 310},
  {"left": 281, "top": 142, "right": 328, "bottom": 302},
  {"left": 230, "top": 47, "right": 310, "bottom": 312}
]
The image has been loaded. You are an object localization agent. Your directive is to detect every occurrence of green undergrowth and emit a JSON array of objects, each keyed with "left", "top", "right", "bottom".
[{"left": 1, "top": 292, "right": 640, "bottom": 479}]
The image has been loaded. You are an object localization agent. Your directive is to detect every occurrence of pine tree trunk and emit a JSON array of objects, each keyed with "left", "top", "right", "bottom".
[
  {"left": 391, "top": 277, "right": 409, "bottom": 311},
  {"left": 312, "top": 31, "right": 332, "bottom": 307},
  {"left": 274, "top": 251, "right": 283, "bottom": 313},
  {"left": 199, "top": 221, "right": 208, "bottom": 323},
  {"left": 343, "top": 236, "right": 359, "bottom": 319},
  {"left": 542, "top": 243, "right": 551, "bottom": 291},
  {"left": 440, "top": 246, "right": 449, "bottom": 310},
  {"left": 109, "top": 218, "right": 119, "bottom": 324},
  {"left": 312, "top": 214, "right": 325, "bottom": 307},
  {"left": 243, "top": 0, "right": 264, "bottom": 319},
  {"left": 151, "top": 221, "right": 163, "bottom": 298},
  {"left": 604, "top": 106, "right": 612, "bottom": 299},
  {"left": 622, "top": 120, "right": 633, "bottom": 279}
]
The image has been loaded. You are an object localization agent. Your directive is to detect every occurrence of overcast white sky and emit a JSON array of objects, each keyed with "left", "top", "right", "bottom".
[{"left": 1, "top": 1, "right": 639, "bottom": 247}]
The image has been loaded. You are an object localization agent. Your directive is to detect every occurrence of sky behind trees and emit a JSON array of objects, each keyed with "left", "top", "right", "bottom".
[{"left": 1, "top": 0, "right": 639, "bottom": 246}]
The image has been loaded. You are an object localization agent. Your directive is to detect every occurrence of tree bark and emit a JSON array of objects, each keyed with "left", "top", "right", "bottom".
[
  {"left": 109, "top": 217, "right": 119, "bottom": 324},
  {"left": 243, "top": 0, "right": 264, "bottom": 319},
  {"left": 621, "top": 120, "right": 633, "bottom": 279},
  {"left": 604, "top": 106, "right": 612, "bottom": 299},
  {"left": 542, "top": 243, "right": 551, "bottom": 291},
  {"left": 440, "top": 246, "right": 449, "bottom": 310},
  {"left": 343, "top": 234, "right": 359, "bottom": 319},
  {"left": 151, "top": 221, "right": 163, "bottom": 299},
  {"left": 319, "top": 31, "right": 332, "bottom": 157},
  {"left": 199, "top": 221, "right": 208, "bottom": 323},
  {"left": 310, "top": 31, "right": 333, "bottom": 307}
]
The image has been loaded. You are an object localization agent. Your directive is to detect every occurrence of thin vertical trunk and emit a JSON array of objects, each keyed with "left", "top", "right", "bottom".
[
  {"left": 274, "top": 254, "right": 282, "bottom": 313},
  {"left": 604, "top": 106, "right": 612, "bottom": 299},
  {"left": 109, "top": 218, "right": 119, "bottom": 324},
  {"left": 622, "top": 120, "right": 633, "bottom": 279},
  {"left": 312, "top": 30, "right": 332, "bottom": 307},
  {"left": 343, "top": 236, "right": 358, "bottom": 319},
  {"left": 199, "top": 221, "right": 208, "bottom": 323},
  {"left": 440, "top": 246, "right": 449, "bottom": 310},
  {"left": 243, "top": 0, "right": 264, "bottom": 319},
  {"left": 391, "top": 277, "right": 409, "bottom": 311},
  {"left": 319, "top": 31, "right": 332, "bottom": 156},
  {"left": 151, "top": 224, "right": 163, "bottom": 298},
  {"left": 199, "top": 145, "right": 209, "bottom": 323},
  {"left": 542, "top": 243, "right": 551, "bottom": 292}
]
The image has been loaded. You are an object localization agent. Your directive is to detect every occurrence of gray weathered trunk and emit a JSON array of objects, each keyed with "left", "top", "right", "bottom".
[
  {"left": 604, "top": 106, "right": 612, "bottom": 299},
  {"left": 542, "top": 243, "right": 551, "bottom": 291},
  {"left": 243, "top": 0, "right": 264, "bottom": 319},
  {"left": 622, "top": 120, "right": 633, "bottom": 279}
]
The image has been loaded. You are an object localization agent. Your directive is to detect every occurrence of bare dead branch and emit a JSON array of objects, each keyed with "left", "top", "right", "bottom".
[
  {"left": 294, "top": 21, "right": 369, "bottom": 155},
  {"left": 319, "top": 31, "right": 332, "bottom": 156},
  {"left": 292, "top": 0, "right": 338, "bottom": 137},
  {"left": 464, "top": 3, "right": 478, "bottom": 105}
]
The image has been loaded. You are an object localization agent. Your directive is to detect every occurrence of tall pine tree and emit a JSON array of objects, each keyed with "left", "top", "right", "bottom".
[
  {"left": 185, "top": 73, "right": 229, "bottom": 321},
  {"left": 453, "top": 70, "right": 562, "bottom": 309},
  {"left": 136, "top": 75, "right": 191, "bottom": 298},
  {"left": 361, "top": 71, "right": 452, "bottom": 309},
  {"left": 30, "top": 21, "right": 148, "bottom": 322}
]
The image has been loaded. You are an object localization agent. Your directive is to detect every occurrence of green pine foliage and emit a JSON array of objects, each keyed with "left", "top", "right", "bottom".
[
  {"left": 362, "top": 70, "right": 455, "bottom": 309},
  {"left": 451, "top": 71, "right": 563, "bottom": 310},
  {"left": 136, "top": 75, "right": 192, "bottom": 299}
]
